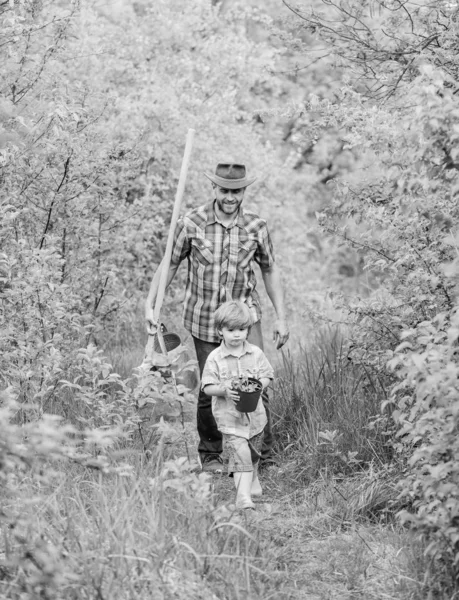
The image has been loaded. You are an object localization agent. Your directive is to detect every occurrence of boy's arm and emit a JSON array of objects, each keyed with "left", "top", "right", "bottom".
[{"left": 203, "top": 383, "right": 239, "bottom": 402}]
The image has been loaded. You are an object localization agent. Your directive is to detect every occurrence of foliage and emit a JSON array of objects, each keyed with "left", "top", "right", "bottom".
[
  {"left": 282, "top": 0, "right": 459, "bottom": 101},
  {"left": 282, "top": 0, "right": 459, "bottom": 588},
  {"left": 0, "top": 383, "right": 430, "bottom": 600},
  {"left": 388, "top": 307, "right": 459, "bottom": 581},
  {"left": 5, "top": 0, "right": 459, "bottom": 594},
  {"left": 0, "top": 1, "right": 312, "bottom": 595},
  {"left": 271, "top": 326, "right": 392, "bottom": 481},
  {"left": 0, "top": 0, "right": 290, "bottom": 417},
  {"left": 0, "top": 386, "right": 131, "bottom": 598}
]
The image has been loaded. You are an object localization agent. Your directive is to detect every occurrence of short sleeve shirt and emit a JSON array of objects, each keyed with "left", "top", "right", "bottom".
[
  {"left": 201, "top": 341, "right": 274, "bottom": 439},
  {"left": 170, "top": 201, "right": 275, "bottom": 342}
]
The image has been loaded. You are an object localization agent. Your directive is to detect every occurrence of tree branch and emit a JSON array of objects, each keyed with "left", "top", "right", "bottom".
[
  {"left": 39, "top": 157, "right": 71, "bottom": 250},
  {"left": 94, "top": 277, "right": 110, "bottom": 313},
  {"left": 324, "top": 226, "right": 395, "bottom": 262}
]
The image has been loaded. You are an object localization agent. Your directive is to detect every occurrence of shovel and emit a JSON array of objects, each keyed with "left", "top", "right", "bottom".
[{"left": 144, "top": 128, "right": 195, "bottom": 368}]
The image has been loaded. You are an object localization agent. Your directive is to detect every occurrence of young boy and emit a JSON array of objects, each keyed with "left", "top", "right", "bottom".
[{"left": 201, "top": 300, "right": 274, "bottom": 510}]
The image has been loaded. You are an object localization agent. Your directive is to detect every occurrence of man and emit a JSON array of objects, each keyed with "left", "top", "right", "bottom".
[{"left": 145, "top": 163, "right": 289, "bottom": 472}]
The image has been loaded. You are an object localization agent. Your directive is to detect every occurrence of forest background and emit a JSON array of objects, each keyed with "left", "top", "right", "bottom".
[{"left": 2, "top": 0, "right": 459, "bottom": 598}]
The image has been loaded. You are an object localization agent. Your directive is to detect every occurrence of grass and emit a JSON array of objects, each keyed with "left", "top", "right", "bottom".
[
  {"left": 2, "top": 451, "right": 260, "bottom": 599},
  {"left": 270, "top": 325, "right": 394, "bottom": 482},
  {"left": 1, "top": 429, "right": 431, "bottom": 600},
  {"left": 1, "top": 322, "right": 451, "bottom": 599}
]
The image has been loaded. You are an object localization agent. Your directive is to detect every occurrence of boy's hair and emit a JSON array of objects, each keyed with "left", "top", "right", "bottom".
[{"left": 214, "top": 300, "right": 253, "bottom": 335}]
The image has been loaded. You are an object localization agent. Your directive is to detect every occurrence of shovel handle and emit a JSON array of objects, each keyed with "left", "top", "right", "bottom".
[{"left": 153, "top": 128, "right": 195, "bottom": 324}]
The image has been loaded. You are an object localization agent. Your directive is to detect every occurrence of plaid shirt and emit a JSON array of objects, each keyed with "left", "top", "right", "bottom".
[
  {"left": 201, "top": 341, "right": 274, "bottom": 438},
  {"left": 170, "top": 201, "right": 275, "bottom": 342}
]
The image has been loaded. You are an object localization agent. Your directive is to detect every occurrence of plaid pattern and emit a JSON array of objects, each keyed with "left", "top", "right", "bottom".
[
  {"left": 170, "top": 201, "right": 275, "bottom": 342},
  {"left": 201, "top": 341, "right": 274, "bottom": 439}
]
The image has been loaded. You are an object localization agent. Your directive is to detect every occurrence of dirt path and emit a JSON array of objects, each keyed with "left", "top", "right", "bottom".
[{"left": 207, "top": 466, "right": 418, "bottom": 600}]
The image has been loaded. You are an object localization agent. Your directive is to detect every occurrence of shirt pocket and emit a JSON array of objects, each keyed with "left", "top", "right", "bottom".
[
  {"left": 237, "top": 235, "right": 257, "bottom": 269},
  {"left": 190, "top": 236, "right": 214, "bottom": 266},
  {"left": 219, "top": 369, "right": 231, "bottom": 381}
]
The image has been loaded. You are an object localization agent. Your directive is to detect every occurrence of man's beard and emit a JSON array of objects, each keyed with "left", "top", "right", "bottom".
[{"left": 215, "top": 197, "right": 242, "bottom": 215}]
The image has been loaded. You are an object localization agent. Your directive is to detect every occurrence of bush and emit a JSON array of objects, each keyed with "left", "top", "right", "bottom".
[{"left": 390, "top": 307, "right": 459, "bottom": 589}]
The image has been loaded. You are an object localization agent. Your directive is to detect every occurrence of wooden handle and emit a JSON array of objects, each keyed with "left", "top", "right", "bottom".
[{"left": 153, "top": 128, "right": 195, "bottom": 324}]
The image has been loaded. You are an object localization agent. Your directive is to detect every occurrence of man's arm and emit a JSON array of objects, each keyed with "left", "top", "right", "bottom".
[
  {"left": 260, "top": 262, "right": 289, "bottom": 349},
  {"left": 145, "top": 216, "right": 189, "bottom": 334},
  {"left": 145, "top": 258, "right": 180, "bottom": 334}
]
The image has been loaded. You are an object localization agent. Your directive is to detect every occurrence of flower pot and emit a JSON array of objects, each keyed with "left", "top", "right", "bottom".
[{"left": 234, "top": 378, "right": 262, "bottom": 413}]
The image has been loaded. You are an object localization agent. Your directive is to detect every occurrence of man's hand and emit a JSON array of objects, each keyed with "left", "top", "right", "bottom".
[
  {"left": 145, "top": 307, "right": 158, "bottom": 335},
  {"left": 273, "top": 318, "right": 289, "bottom": 350}
]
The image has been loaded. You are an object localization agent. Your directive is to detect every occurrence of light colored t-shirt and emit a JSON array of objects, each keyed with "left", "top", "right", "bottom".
[{"left": 201, "top": 341, "right": 274, "bottom": 439}]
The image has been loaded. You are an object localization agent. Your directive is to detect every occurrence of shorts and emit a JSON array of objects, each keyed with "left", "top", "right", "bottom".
[{"left": 223, "top": 431, "right": 264, "bottom": 475}]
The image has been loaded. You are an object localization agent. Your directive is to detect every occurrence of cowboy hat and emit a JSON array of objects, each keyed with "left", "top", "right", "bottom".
[{"left": 203, "top": 163, "right": 257, "bottom": 189}]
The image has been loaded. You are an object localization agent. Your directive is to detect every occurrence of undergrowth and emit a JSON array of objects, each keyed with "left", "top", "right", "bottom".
[
  {"left": 271, "top": 326, "right": 393, "bottom": 482},
  {"left": 2, "top": 321, "right": 454, "bottom": 598},
  {"left": 0, "top": 425, "right": 432, "bottom": 600}
]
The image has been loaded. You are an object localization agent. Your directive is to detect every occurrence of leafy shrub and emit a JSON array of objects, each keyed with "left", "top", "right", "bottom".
[
  {"left": 0, "top": 386, "right": 131, "bottom": 598},
  {"left": 0, "top": 412, "right": 274, "bottom": 600},
  {"left": 390, "top": 307, "right": 459, "bottom": 586},
  {"left": 282, "top": 2, "right": 459, "bottom": 588}
]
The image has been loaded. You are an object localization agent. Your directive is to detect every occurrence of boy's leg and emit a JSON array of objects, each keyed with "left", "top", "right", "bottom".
[
  {"left": 233, "top": 472, "right": 254, "bottom": 510},
  {"left": 224, "top": 434, "right": 255, "bottom": 509},
  {"left": 248, "top": 431, "right": 263, "bottom": 497},
  {"left": 251, "top": 464, "right": 262, "bottom": 497},
  {"left": 193, "top": 336, "right": 223, "bottom": 471},
  {"left": 247, "top": 322, "right": 274, "bottom": 465}
]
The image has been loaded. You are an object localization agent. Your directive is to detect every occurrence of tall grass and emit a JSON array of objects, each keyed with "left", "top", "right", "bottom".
[
  {"left": 4, "top": 314, "right": 437, "bottom": 599},
  {"left": 271, "top": 326, "right": 393, "bottom": 482},
  {"left": 1, "top": 434, "right": 430, "bottom": 600},
  {"left": 1, "top": 319, "right": 435, "bottom": 600},
  {"left": 1, "top": 447, "right": 275, "bottom": 599},
  {"left": 101, "top": 306, "right": 148, "bottom": 378}
]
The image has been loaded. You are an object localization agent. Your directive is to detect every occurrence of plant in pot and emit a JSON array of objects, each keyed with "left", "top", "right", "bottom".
[{"left": 231, "top": 376, "right": 263, "bottom": 413}]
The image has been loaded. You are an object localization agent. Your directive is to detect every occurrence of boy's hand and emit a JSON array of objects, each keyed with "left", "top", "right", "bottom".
[{"left": 223, "top": 382, "right": 240, "bottom": 403}]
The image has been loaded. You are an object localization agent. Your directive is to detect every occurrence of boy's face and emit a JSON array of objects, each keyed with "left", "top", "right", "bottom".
[{"left": 219, "top": 326, "right": 249, "bottom": 349}]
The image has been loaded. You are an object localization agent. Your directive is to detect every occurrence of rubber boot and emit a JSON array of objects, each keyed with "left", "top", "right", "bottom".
[
  {"left": 233, "top": 472, "right": 255, "bottom": 510},
  {"left": 251, "top": 463, "right": 262, "bottom": 497}
]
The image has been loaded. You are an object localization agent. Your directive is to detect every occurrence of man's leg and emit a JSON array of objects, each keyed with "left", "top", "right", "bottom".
[
  {"left": 192, "top": 336, "right": 223, "bottom": 468},
  {"left": 247, "top": 322, "right": 274, "bottom": 464}
]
